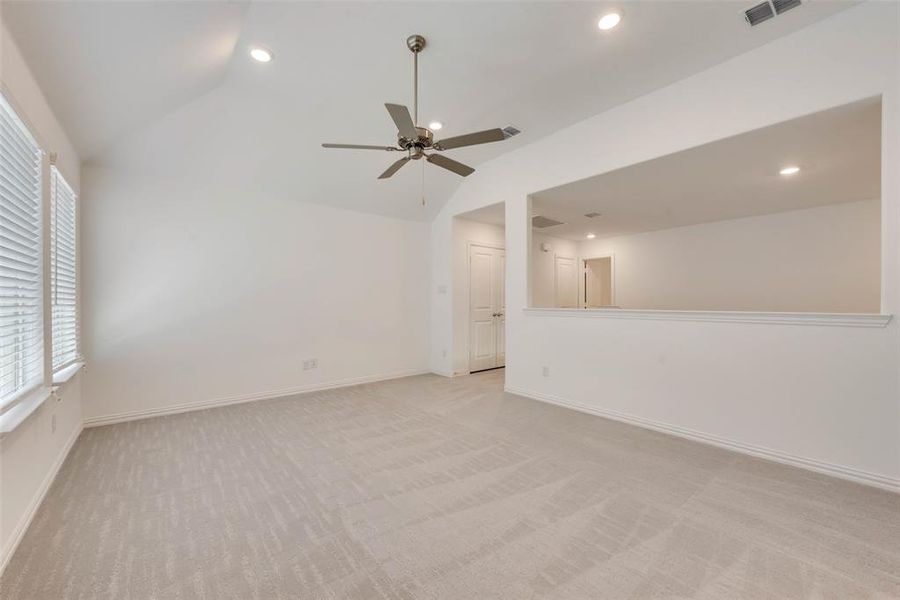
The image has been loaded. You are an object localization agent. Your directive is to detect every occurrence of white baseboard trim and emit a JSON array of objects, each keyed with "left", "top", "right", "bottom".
[
  {"left": 0, "top": 421, "right": 83, "bottom": 576},
  {"left": 505, "top": 385, "right": 900, "bottom": 494},
  {"left": 84, "top": 369, "right": 431, "bottom": 428},
  {"left": 430, "top": 369, "right": 456, "bottom": 378}
]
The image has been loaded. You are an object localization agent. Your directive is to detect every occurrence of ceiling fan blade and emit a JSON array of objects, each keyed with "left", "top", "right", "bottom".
[
  {"left": 426, "top": 153, "right": 475, "bottom": 177},
  {"left": 378, "top": 156, "right": 411, "bottom": 179},
  {"left": 322, "top": 143, "right": 399, "bottom": 151},
  {"left": 434, "top": 128, "right": 505, "bottom": 151},
  {"left": 385, "top": 103, "right": 418, "bottom": 140}
]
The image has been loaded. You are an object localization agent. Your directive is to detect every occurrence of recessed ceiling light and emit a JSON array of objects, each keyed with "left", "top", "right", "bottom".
[
  {"left": 598, "top": 11, "right": 622, "bottom": 30},
  {"left": 429, "top": 121, "right": 443, "bottom": 131},
  {"left": 779, "top": 165, "right": 800, "bottom": 175},
  {"left": 250, "top": 47, "right": 273, "bottom": 63},
  {"left": 586, "top": 233, "right": 597, "bottom": 239}
]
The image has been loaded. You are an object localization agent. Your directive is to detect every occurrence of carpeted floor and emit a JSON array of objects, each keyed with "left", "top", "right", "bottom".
[{"left": 2, "top": 370, "right": 899, "bottom": 599}]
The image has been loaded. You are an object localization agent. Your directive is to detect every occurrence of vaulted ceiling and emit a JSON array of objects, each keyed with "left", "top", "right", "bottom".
[{"left": 1, "top": 1, "right": 856, "bottom": 220}]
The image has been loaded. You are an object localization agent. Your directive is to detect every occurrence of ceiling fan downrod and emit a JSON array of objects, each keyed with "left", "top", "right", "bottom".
[{"left": 407, "top": 35, "right": 426, "bottom": 126}]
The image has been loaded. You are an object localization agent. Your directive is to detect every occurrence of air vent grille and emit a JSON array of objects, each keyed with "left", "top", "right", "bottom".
[
  {"left": 772, "top": 0, "right": 801, "bottom": 14},
  {"left": 745, "top": 1, "right": 775, "bottom": 26},
  {"left": 532, "top": 215, "right": 564, "bottom": 228},
  {"left": 502, "top": 126, "right": 521, "bottom": 139}
]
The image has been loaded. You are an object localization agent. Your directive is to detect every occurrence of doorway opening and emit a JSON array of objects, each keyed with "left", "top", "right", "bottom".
[
  {"left": 583, "top": 255, "right": 615, "bottom": 308},
  {"left": 452, "top": 202, "right": 506, "bottom": 376}
]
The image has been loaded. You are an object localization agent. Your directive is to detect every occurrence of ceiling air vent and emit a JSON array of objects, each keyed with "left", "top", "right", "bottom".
[
  {"left": 772, "top": 0, "right": 801, "bottom": 14},
  {"left": 532, "top": 215, "right": 564, "bottom": 228},
  {"left": 745, "top": 1, "right": 775, "bottom": 26},
  {"left": 502, "top": 126, "right": 521, "bottom": 139},
  {"left": 584, "top": 212, "right": 603, "bottom": 218}
]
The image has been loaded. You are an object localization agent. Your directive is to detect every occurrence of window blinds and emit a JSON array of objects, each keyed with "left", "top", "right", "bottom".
[
  {"left": 51, "top": 167, "right": 78, "bottom": 371},
  {"left": 0, "top": 94, "right": 43, "bottom": 410}
]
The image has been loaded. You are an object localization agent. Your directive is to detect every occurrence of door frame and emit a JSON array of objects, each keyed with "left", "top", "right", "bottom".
[
  {"left": 582, "top": 253, "right": 616, "bottom": 308},
  {"left": 467, "top": 241, "right": 505, "bottom": 374}
]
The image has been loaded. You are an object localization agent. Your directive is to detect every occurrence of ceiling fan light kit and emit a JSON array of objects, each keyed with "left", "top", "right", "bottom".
[{"left": 322, "top": 34, "right": 511, "bottom": 180}]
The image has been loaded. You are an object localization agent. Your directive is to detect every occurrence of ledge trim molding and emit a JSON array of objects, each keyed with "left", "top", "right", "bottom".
[
  {"left": 0, "top": 422, "right": 83, "bottom": 576},
  {"left": 83, "top": 369, "right": 430, "bottom": 428},
  {"left": 505, "top": 385, "right": 900, "bottom": 494},
  {"left": 523, "top": 308, "right": 892, "bottom": 328}
]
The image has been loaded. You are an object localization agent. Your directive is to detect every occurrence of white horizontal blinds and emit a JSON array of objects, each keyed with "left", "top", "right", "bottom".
[
  {"left": 51, "top": 167, "right": 78, "bottom": 371},
  {"left": 0, "top": 93, "right": 43, "bottom": 410}
]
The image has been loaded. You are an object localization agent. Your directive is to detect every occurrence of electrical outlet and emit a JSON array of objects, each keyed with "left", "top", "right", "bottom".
[
  {"left": 51, "top": 413, "right": 57, "bottom": 434},
  {"left": 542, "top": 366, "right": 550, "bottom": 377},
  {"left": 442, "top": 349, "right": 447, "bottom": 358},
  {"left": 303, "top": 358, "right": 319, "bottom": 371}
]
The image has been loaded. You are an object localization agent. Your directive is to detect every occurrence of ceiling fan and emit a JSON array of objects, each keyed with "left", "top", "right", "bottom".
[{"left": 322, "top": 35, "right": 510, "bottom": 179}]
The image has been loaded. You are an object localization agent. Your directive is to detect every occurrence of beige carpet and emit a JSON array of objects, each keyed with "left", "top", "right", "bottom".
[{"left": 2, "top": 370, "right": 898, "bottom": 599}]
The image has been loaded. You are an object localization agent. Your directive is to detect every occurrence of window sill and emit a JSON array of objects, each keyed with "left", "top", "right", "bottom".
[
  {"left": 53, "top": 361, "right": 85, "bottom": 386},
  {"left": 523, "top": 308, "right": 893, "bottom": 328},
  {"left": 0, "top": 362, "right": 84, "bottom": 436},
  {"left": 0, "top": 387, "right": 53, "bottom": 436}
]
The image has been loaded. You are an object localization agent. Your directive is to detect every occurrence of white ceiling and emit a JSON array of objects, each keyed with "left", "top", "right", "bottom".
[
  {"left": 0, "top": 1, "right": 248, "bottom": 157},
  {"left": 531, "top": 96, "right": 881, "bottom": 240},
  {"left": 459, "top": 202, "right": 506, "bottom": 227},
  {"left": 1, "top": 1, "right": 857, "bottom": 221}
]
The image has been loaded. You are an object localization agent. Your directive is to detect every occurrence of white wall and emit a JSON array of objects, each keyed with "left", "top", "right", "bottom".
[
  {"left": 431, "top": 3, "right": 900, "bottom": 490},
  {"left": 0, "top": 374, "right": 82, "bottom": 572},
  {"left": 579, "top": 199, "right": 881, "bottom": 313},
  {"left": 0, "top": 22, "right": 83, "bottom": 571},
  {"left": 81, "top": 166, "right": 430, "bottom": 423}
]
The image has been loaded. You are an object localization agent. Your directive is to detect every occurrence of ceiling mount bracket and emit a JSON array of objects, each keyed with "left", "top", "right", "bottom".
[{"left": 406, "top": 35, "right": 426, "bottom": 53}]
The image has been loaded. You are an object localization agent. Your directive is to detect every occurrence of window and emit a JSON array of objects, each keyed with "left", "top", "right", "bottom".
[
  {"left": 50, "top": 167, "right": 78, "bottom": 371},
  {"left": 0, "top": 93, "right": 44, "bottom": 410}
]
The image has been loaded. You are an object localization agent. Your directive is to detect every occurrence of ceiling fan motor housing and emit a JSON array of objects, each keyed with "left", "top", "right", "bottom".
[{"left": 402, "top": 127, "right": 434, "bottom": 156}]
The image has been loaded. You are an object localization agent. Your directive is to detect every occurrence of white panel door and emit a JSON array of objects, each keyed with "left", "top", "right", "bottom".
[
  {"left": 555, "top": 255, "right": 578, "bottom": 308},
  {"left": 469, "top": 245, "right": 505, "bottom": 372}
]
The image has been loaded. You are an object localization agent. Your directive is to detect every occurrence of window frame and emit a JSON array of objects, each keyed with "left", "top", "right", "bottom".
[{"left": 49, "top": 164, "right": 80, "bottom": 373}]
